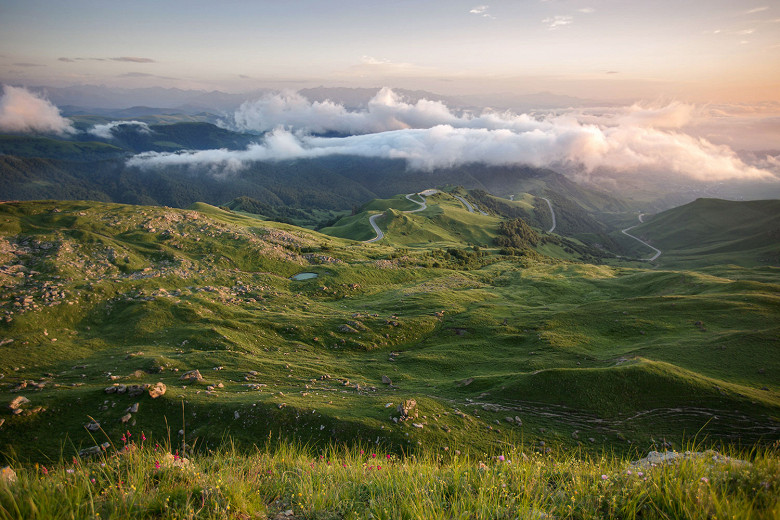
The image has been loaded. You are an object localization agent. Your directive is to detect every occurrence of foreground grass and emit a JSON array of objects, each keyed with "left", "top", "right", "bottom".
[{"left": 0, "top": 440, "right": 777, "bottom": 519}]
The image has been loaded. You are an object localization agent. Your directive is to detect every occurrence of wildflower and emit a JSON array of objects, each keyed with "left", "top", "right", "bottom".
[
  {"left": 41, "top": 466, "right": 48, "bottom": 475},
  {"left": 377, "top": 465, "right": 382, "bottom": 470},
  {"left": 360, "top": 450, "right": 364, "bottom": 454},
  {"left": 155, "top": 461, "right": 160, "bottom": 470},
  {"left": 601, "top": 474, "right": 608, "bottom": 480},
  {"left": 343, "top": 464, "right": 347, "bottom": 468},
  {"left": 386, "top": 454, "right": 391, "bottom": 459},
  {"left": 91, "top": 478, "right": 96, "bottom": 484},
  {"left": 498, "top": 455, "right": 505, "bottom": 462},
  {"left": 121, "top": 434, "right": 126, "bottom": 443},
  {"left": 637, "top": 471, "right": 644, "bottom": 477},
  {"left": 141, "top": 433, "right": 147, "bottom": 441},
  {"left": 66, "top": 469, "right": 75, "bottom": 474},
  {"left": 626, "top": 470, "right": 632, "bottom": 475},
  {"left": 371, "top": 453, "right": 376, "bottom": 458},
  {"left": 700, "top": 477, "right": 709, "bottom": 483}
]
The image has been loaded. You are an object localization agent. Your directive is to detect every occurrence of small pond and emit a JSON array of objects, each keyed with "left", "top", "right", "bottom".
[{"left": 290, "top": 272, "right": 319, "bottom": 281}]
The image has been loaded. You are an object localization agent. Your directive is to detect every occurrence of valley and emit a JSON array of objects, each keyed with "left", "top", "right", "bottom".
[{"left": 0, "top": 196, "right": 777, "bottom": 465}]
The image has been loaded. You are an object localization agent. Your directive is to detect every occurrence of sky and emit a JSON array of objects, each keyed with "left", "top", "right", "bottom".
[{"left": 1, "top": 0, "right": 779, "bottom": 102}]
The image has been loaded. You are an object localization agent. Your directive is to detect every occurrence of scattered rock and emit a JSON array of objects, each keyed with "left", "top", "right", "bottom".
[
  {"left": 148, "top": 382, "right": 166, "bottom": 398},
  {"left": 79, "top": 443, "right": 109, "bottom": 458},
  {"left": 126, "top": 385, "right": 145, "bottom": 397},
  {"left": 397, "top": 399, "right": 418, "bottom": 421},
  {"left": 120, "top": 413, "right": 132, "bottom": 423},
  {"left": 8, "top": 396, "right": 29, "bottom": 414},
  {"left": 381, "top": 375, "right": 393, "bottom": 385},
  {"left": 85, "top": 421, "right": 101, "bottom": 432},
  {"left": 514, "top": 416, "right": 522, "bottom": 426},
  {"left": 126, "top": 403, "right": 139, "bottom": 413},
  {"left": 180, "top": 369, "right": 203, "bottom": 382},
  {"left": 0, "top": 466, "right": 16, "bottom": 484},
  {"left": 412, "top": 423, "right": 424, "bottom": 428}
]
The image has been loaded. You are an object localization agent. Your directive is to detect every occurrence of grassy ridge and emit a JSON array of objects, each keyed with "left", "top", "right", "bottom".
[
  {"left": 0, "top": 200, "right": 777, "bottom": 468},
  {"left": 634, "top": 198, "right": 780, "bottom": 267}
]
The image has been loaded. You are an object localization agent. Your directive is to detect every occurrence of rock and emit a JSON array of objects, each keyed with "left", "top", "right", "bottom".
[
  {"left": 116, "top": 384, "right": 127, "bottom": 394},
  {"left": 148, "top": 382, "right": 166, "bottom": 398},
  {"left": 234, "top": 411, "right": 240, "bottom": 420},
  {"left": 79, "top": 445, "right": 105, "bottom": 458},
  {"left": 126, "top": 385, "right": 144, "bottom": 397},
  {"left": 504, "top": 416, "right": 515, "bottom": 423},
  {"left": 180, "top": 369, "right": 203, "bottom": 382},
  {"left": 105, "top": 386, "right": 118, "bottom": 394},
  {"left": 85, "top": 421, "right": 101, "bottom": 432},
  {"left": 382, "top": 375, "right": 392, "bottom": 385},
  {"left": 8, "top": 396, "right": 29, "bottom": 413},
  {"left": 120, "top": 413, "right": 132, "bottom": 423},
  {"left": 0, "top": 466, "right": 16, "bottom": 484},
  {"left": 127, "top": 403, "right": 139, "bottom": 413},
  {"left": 412, "top": 423, "right": 424, "bottom": 428},
  {"left": 397, "top": 399, "right": 417, "bottom": 421},
  {"left": 514, "top": 416, "right": 522, "bottom": 426}
]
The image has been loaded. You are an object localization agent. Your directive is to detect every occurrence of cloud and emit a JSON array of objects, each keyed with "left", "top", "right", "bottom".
[
  {"left": 118, "top": 72, "right": 177, "bottom": 80},
  {"left": 134, "top": 89, "right": 775, "bottom": 182},
  {"left": 88, "top": 120, "right": 151, "bottom": 139},
  {"left": 469, "top": 5, "right": 488, "bottom": 14},
  {"left": 13, "top": 62, "right": 44, "bottom": 67},
  {"left": 58, "top": 57, "right": 76, "bottom": 63},
  {"left": 543, "top": 16, "right": 573, "bottom": 29},
  {"left": 110, "top": 56, "right": 156, "bottom": 63},
  {"left": 578, "top": 7, "right": 595, "bottom": 13},
  {"left": 0, "top": 85, "right": 75, "bottom": 135},
  {"left": 745, "top": 6, "right": 768, "bottom": 14}
]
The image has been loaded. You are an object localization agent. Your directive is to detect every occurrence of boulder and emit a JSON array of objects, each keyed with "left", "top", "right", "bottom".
[
  {"left": 120, "top": 413, "right": 132, "bottom": 423},
  {"left": 148, "top": 382, "right": 166, "bottom": 398},
  {"left": 381, "top": 375, "right": 392, "bottom": 385},
  {"left": 126, "top": 385, "right": 144, "bottom": 397},
  {"left": 85, "top": 421, "right": 101, "bottom": 432},
  {"left": 180, "top": 369, "right": 203, "bottom": 382}
]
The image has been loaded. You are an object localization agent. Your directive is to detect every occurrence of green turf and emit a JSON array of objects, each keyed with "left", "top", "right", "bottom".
[{"left": 0, "top": 199, "right": 777, "bottom": 466}]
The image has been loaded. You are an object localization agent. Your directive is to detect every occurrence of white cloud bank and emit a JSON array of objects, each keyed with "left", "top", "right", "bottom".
[
  {"left": 0, "top": 85, "right": 75, "bottom": 135},
  {"left": 88, "top": 120, "right": 151, "bottom": 139},
  {"left": 130, "top": 89, "right": 776, "bottom": 182}
]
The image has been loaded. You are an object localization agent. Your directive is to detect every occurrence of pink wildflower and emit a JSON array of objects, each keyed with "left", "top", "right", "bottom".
[
  {"left": 701, "top": 477, "right": 709, "bottom": 483},
  {"left": 141, "top": 433, "right": 146, "bottom": 441},
  {"left": 386, "top": 454, "right": 391, "bottom": 459},
  {"left": 155, "top": 461, "right": 160, "bottom": 470},
  {"left": 498, "top": 455, "right": 505, "bottom": 462},
  {"left": 360, "top": 450, "right": 364, "bottom": 454},
  {"left": 371, "top": 453, "right": 376, "bottom": 458},
  {"left": 41, "top": 466, "right": 48, "bottom": 475},
  {"left": 91, "top": 478, "right": 96, "bottom": 484},
  {"left": 601, "top": 474, "right": 608, "bottom": 480}
]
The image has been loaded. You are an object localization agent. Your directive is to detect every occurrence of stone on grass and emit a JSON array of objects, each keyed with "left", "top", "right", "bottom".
[
  {"left": 148, "top": 382, "right": 166, "bottom": 398},
  {"left": 180, "top": 369, "right": 203, "bottom": 382}
]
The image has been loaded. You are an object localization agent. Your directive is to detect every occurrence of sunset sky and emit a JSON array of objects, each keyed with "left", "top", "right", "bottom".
[{"left": 1, "top": 0, "right": 779, "bottom": 102}]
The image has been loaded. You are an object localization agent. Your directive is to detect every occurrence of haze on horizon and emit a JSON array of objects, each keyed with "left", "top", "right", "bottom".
[{"left": 1, "top": 0, "right": 779, "bottom": 104}]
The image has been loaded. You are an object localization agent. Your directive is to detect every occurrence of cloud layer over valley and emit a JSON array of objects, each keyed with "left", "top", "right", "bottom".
[{"left": 129, "top": 89, "right": 777, "bottom": 182}]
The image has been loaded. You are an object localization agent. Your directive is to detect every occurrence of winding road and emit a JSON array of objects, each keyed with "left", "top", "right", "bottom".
[
  {"left": 363, "top": 191, "right": 436, "bottom": 243},
  {"left": 540, "top": 197, "right": 556, "bottom": 233},
  {"left": 452, "top": 194, "right": 488, "bottom": 215},
  {"left": 621, "top": 214, "right": 661, "bottom": 261},
  {"left": 364, "top": 213, "right": 385, "bottom": 243}
]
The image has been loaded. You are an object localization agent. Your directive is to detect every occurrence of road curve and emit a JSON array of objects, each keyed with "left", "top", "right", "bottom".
[
  {"left": 363, "top": 191, "right": 434, "bottom": 243},
  {"left": 540, "top": 197, "right": 556, "bottom": 233},
  {"left": 364, "top": 213, "right": 385, "bottom": 243},
  {"left": 621, "top": 215, "right": 661, "bottom": 261},
  {"left": 404, "top": 192, "right": 427, "bottom": 212}
]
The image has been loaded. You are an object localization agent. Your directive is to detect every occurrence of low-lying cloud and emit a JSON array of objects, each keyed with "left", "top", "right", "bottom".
[
  {"left": 0, "top": 85, "right": 75, "bottom": 135},
  {"left": 88, "top": 120, "right": 151, "bottom": 139},
  {"left": 132, "top": 89, "right": 776, "bottom": 182}
]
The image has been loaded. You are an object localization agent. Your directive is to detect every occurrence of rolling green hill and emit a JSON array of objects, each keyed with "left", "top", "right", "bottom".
[
  {"left": 0, "top": 199, "right": 777, "bottom": 465},
  {"left": 631, "top": 198, "right": 780, "bottom": 267}
]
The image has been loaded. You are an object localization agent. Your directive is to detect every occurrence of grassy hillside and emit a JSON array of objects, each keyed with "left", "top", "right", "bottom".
[
  {"left": 0, "top": 200, "right": 777, "bottom": 467},
  {"left": 632, "top": 198, "right": 780, "bottom": 267}
]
